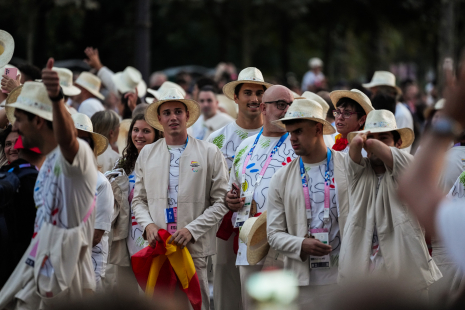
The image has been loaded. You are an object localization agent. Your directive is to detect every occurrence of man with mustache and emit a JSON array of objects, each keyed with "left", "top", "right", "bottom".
[
  {"left": 207, "top": 67, "right": 271, "bottom": 310},
  {"left": 226, "top": 85, "right": 296, "bottom": 309}
]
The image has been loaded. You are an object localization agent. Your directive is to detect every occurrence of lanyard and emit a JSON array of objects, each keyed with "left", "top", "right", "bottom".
[
  {"left": 300, "top": 148, "right": 332, "bottom": 222},
  {"left": 7, "top": 163, "right": 38, "bottom": 173},
  {"left": 241, "top": 129, "right": 289, "bottom": 189}
]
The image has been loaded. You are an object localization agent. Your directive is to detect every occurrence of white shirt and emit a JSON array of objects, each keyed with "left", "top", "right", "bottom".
[
  {"left": 395, "top": 103, "right": 414, "bottom": 153},
  {"left": 370, "top": 174, "right": 385, "bottom": 272},
  {"left": 229, "top": 133, "right": 297, "bottom": 265},
  {"left": 301, "top": 71, "right": 325, "bottom": 92},
  {"left": 33, "top": 139, "right": 97, "bottom": 285},
  {"left": 440, "top": 146, "right": 465, "bottom": 192},
  {"left": 437, "top": 175, "right": 465, "bottom": 274},
  {"left": 97, "top": 147, "right": 120, "bottom": 173},
  {"left": 189, "top": 112, "right": 235, "bottom": 141},
  {"left": 167, "top": 144, "right": 187, "bottom": 210},
  {"left": 92, "top": 171, "right": 114, "bottom": 286},
  {"left": 207, "top": 121, "right": 262, "bottom": 170},
  {"left": 78, "top": 98, "right": 105, "bottom": 118},
  {"left": 303, "top": 158, "right": 340, "bottom": 285}
]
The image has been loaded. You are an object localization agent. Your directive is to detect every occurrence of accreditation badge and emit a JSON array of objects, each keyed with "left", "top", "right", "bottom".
[{"left": 309, "top": 230, "right": 330, "bottom": 269}]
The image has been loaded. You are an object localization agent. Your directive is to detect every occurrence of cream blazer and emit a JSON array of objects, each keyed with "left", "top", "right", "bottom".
[
  {"left": 267, "top": 150, "right": 347, "bottom": 286},
  {"left": 339, "top": 147, "right": 442, "bottom": 289},
  {"left": 132, "top": 136, "right": 229, "bottom": 257}
]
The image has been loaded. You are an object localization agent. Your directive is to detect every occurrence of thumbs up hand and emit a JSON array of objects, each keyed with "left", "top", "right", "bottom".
[{"left": 42, "top": 57, "right": 61, "bottom": 99}]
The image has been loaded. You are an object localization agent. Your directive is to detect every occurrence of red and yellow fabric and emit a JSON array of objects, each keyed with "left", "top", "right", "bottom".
[
  {"left": 131, "top": 229, "right": 202, "bottom": 310},
  {"left": 332, "top": 133, "right": 349, "bottom": 151}
]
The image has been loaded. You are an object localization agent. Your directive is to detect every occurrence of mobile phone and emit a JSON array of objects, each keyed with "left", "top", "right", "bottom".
[
  {"left": 231, "top": 183, "right": 240, "bottom": 197},
  {"left": 2, "top": 67, "right": 18, "bottom": 94}
]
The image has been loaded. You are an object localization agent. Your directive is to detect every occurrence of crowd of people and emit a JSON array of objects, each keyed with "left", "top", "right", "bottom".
[{"left": 0, "top": 27, "right": 465, "bottom": 310}]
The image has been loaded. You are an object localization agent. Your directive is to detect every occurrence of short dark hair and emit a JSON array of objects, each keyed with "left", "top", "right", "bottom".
[
  {"left": 234, "top": 83, "right": 267, "bottom": 97},
  {"left": 199, "top": 85, "right": 217, "bottom": 95},
  {"left": 196, "top": 77, "right": 217, "bottom": 91},
  {"left": 15, "top": 108, "right": 53, "bottom": 130},
  {"left": 0, "top": 124, "right": 13, "bottom": 148},
  {"left": 372, "top": 93, "right": 396, "bottom": 114},
  {"left": 336, "top": 98, "right": 367, "bottom": 129},
  {"left": 392, "top": 130, "right": 401, "bottom": 145},
  {"left": 17, "top": 64, "right": 41, "bottom": 82},
  {"left": 157, "top": 101, "right": 188, "bottom": 115}
]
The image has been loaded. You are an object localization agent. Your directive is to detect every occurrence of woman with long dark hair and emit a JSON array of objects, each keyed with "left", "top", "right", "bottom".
[{"left": 105, "top": 113, "right": 162, "bottom": 292}]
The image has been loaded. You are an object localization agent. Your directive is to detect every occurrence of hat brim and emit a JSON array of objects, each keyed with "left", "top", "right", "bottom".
[
  {"left": 273, "top": 117, "right": 336, "bottom": 135},
  {"left": 362, "top": 82, "right": 402, "bottom": 96},
  {"left": 347, "top": 127, "right": 415, "bottom": 149},
  {"left": 4, "top": 85, "right": 22, "bottom": 123},
  {"left": 0, "top": 31, "right": 15, "bottom": 68},
  {"left": 146, "top": 88, "right": 159, "bottom": 101},
  {"left": 111, "top": 73, "right": 147, "bottom": 98},
  {"left": 246, "top": 211, "right": 270, "bottom": 265},
  {"left": 222, "top": 80, "right": 273, "bottom": 100},
  {"left": 330, "top": 90, "right": 374, "bottom": 115},
  {"left": 116, "top": 119, "right": 132, "bottom": 156},
  {"left": 77, "top": 129, "right": 109, "bottom": 156},
  {"left": 62, "top": 85, "right": 81, "bottom": 97},
  {"left": 145, "top": 98, "right": 200, "bottom": 132},
  {"left": 75, "top": 81, "right": 104, "bottom": 100}
]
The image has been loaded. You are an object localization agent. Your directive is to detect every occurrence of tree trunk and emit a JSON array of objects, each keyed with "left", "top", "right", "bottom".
[
  {"left": 135, "top": 0, "right": 151, "bottom": 82},
  {"left": 241, "top": 0, "right": 251, "bottom": 68}
]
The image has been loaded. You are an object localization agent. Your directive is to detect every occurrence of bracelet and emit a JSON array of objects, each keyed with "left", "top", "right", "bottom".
[
  {"left": 49, "top": 87, "right": 64, "bottom": 102},
  {"left": 430, "top": 117, "right": 462, "bottom": 138}
]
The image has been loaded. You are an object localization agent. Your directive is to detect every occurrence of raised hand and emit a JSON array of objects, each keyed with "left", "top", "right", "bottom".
[
  {"left": 84, "top": 47, "right": 103, "bottom": 71},
  {"left": 124, "top": 87, "right": 139, "bottom": 111},
  {"left": 42, "top": 58, "right": 61, "bottom": 99},
  {"left": 1, "top": 73, "right": 20, "bottom": 93}
]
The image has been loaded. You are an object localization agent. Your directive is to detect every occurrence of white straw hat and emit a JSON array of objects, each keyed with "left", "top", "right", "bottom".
[
  {"left": 238, "top": 211, "right": 270, "bottom": 265},
  {"left": 71, "top": 113, "right": 109, "bottom": 156},
  {"left": 7, "top": 82, "right": 53, "bottom": 121},
  {"left": 75, "top": 71, "right": 104, "bottom": 100},
  {"left": 308, "top": 57, "right": 323, "bottom": 68},
  {"left": 222, "top": 67, "right": 273, "bottom": 100},
  {"left": 274, "top": 98, "right": 336, "bottom": 135},
  {"left": 301, "top": 91, "right": 329, "bottom": 115},
  {"left": 347, "top": 109, "right": 414, "bottom": 149},
  {"left": 329, "top": 89, "right": 374, "bottom": 115},
  {"left": 424, "top": 98, "right": 445, "bottom": 119},
  {"left": 0, "top": 30, "right": 14, "bottom": 68},
  {"left": 145, "top": 88, "right": 200, "bottom": 132},
  {"left": 362, "top": 71, "right": 402, "bottom": 95},
  {"left": 4, "top": 84, "right": 23, "bottom": 124},
  {"left": 291, "top": 91, "right": 304, "bottom": 100},
  {"left": 112, "top": 66, "right": 147, "bottom": 97},
  {"left": 146, "top": 81, "right": 186, "bottom": 104},
  {"left": 53, "top": 67, "right": 81, "bottom": 97},
  {"left": 116, "top": 118, "right": 132, "bottom": 156}
]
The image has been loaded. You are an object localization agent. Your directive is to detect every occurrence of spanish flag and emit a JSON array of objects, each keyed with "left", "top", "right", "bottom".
[{"left": 131, "top": 229, "right": 202, "bottom": 310}]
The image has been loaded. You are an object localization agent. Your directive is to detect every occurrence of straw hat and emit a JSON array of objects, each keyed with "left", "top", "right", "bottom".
[
  {"left": 238, "top": 211, "right": 269, "bottom": 265},
  {"left": 146, "top": 81, "right": 186, "bottom": 104},
  {"left": 217, "top": 94, "right": 238, "bottom": 119},
  {"left": 274, "top": 98, "right": 336, "bottom": 135},
  {"left": 291, "top": 91, "right": 304, "bottom": 100},
  {"left": 329, "top": 89, "right": 374, "bottom": 115},
  {"left": 112, "top": 66, "right": 147, "bottom": 97},
  {"left": 116, "top": 118, "right": 132, "bottom": 156},
  {"left": 362, "top": 71, "right": 402, "bottom": 95},
  {"left": 7, "top": 82, "right": 53, "bottom": 122},
  {"left": 0, "top": 30, "right": 14, "bottom": 68},
  {"left": 145, "top": 88, "right": 200, "bottom": 132},
  {"left": 53, "top": 67, "right": 81, "bottom": 97},
  {"left": 4, "top": 84, "right": 23, "bottom": 124},
  {"left": 222, "top": 67, "right": 273, "bottom": 100},
  {"left": 301, "top": 91, "right": 329, "bottom": 115},
  {"left": 71, "top": 113, "right": 109, "bottom": 156},
  {"left": 308, "top": 57, "right": 323, "bottom": 69},
  {"left": 75, "top": 72, "right": 104, "bottom": 100},
  {"left": 424, "top": 99, "right": 445, "bottom": 119},
  {"left": 347, "top": 109, "right": 414, "bottom": 149}
]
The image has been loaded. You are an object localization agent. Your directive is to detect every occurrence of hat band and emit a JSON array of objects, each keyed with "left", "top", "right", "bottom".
[
  {"left": 365, "top": 121, "right": 396, "bottom": 129},
  {"left": 75, "top": 122, "right": 92, "bottom": 131},
  {"left": 60, "top": 80, "right": 73, "bottom": 88},
  {"left": 241, "top": 77, "right": 265, "bottom": 82},
  {"left": 77, "top": 79, "right": 99, "bottom": 92},
  {"left": 284, "top": 110, "right": 324, "bottom": 120},
  {"left": 16, "top": 95, "right": 52, "bottom": 113},
  {"left": 159, "top": 94, "right": 184, "bottom": 100}
]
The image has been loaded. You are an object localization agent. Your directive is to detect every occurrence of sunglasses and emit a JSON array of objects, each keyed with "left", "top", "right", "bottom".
[{"left": 333, "top": 110, "right": 363, "bottom": 119}]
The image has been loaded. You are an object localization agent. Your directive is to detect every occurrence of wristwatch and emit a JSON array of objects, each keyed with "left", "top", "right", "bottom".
[
  {"left": 49, "top": 87, "right": 64, "bottom": 102},
  {"left": 430, "top": 117, "right": 462, "bottom": 138}
]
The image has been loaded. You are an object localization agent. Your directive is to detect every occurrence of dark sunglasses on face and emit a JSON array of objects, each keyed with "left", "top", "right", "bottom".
[{"left": 264, "top": 100, "right": 293, "bottom": 110}]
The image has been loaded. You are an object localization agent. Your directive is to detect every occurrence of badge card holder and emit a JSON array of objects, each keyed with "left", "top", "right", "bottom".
[
  {"left": 235, "top": 191, "right": 254, "bottom": 228},
  {"left": 309, "top": 228, "right": 330, "bottom": 269},
  {"left": 165, "top": 207, "right": 178, "bottom": 235}
]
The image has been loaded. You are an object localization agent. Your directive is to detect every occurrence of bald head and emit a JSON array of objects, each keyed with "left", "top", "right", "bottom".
[{"left": 262, "top": 85, "right": 293, "bottom": 103}]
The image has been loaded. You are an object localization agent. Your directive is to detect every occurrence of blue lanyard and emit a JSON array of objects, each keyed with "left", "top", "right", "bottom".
[{"left": 300, "top": 148, "right": 332, "bottom": 221}]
